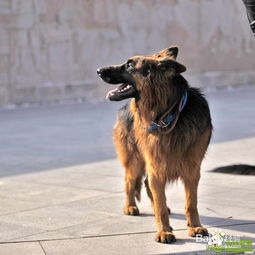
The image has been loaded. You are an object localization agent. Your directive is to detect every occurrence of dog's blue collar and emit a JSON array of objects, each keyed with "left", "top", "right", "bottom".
[{"left": 147, "top": 90, "right": 188, "bottom": 133}]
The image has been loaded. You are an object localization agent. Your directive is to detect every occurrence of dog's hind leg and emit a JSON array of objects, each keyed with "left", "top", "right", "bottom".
[
  {"left": 181, "top": 167, "right": 208, "bottom": 237},
  {"left": 113, "top": 118, "right": 145, "bottom": 216},
  {"left": 113, "top": 104, "right": 147, "bottom": 215},
  {"left": 144, "top": 176, "right": 171, "bottom": 215},
  {"left": 123, "top": 157, "right": 145, "bottom": 216},
  {"left": 180, "top": 128, "right": 211, "bottom": 237}
]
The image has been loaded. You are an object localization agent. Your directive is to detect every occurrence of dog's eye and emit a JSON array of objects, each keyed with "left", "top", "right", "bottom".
[
  {"left": 126, "top": 62, "right": 135, "bottom": 72},
  {"left": 157, "top": 63, "right": 168, "bottom": 72},
  {"left": 160, "top": 66, "right": 167, "bottom": 72}
]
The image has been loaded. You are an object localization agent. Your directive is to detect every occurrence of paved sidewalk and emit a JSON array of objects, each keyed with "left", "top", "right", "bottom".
[{"left": 0, "top": 86, "right": 255, "bottom": 255}]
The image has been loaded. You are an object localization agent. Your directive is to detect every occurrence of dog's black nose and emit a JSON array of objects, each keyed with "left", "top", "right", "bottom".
[{"left": 97, "top": 68, "right": 102, "bottom": 75}]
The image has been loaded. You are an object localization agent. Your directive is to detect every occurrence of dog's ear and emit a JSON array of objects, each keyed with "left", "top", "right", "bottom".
[
  {"left": 165, "top": 46, "right": 179, "bottom": 60},
  {"left": 157, "top": 59, "right": 186, "bottom": 75},
  {"left": 154, "top": 46, "right": 179, "bottom": 60}
]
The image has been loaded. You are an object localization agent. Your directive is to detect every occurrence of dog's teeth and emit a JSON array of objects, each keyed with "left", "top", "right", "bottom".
[
  {"left": 106, "top": 84, "right": 132, "bottom": 98},
  {"left": 106, "top": 89, "right": 116, "bottom": 99},
  {"left": 106, "top": 92, "right": 112, "bottom": 99}
]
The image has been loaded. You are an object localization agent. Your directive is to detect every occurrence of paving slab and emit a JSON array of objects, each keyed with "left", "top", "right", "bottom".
[
  {"left": 0, "top": 242, "right": 45, "bottom": 255},
  {"left": 0, "top": 179, "right": 107, "bottom": 209},
  {"left": 0, "top": 221, "right": 43, "bottom": 243}
]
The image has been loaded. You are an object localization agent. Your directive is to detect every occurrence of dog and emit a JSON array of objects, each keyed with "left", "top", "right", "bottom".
[{"left": 97, "top": 46, "right": 212, "bottom": 243}]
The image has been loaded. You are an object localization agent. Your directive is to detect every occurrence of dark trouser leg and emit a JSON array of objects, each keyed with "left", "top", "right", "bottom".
[{"left": 242, "top": 0, "right": 255, "bottom": 35}]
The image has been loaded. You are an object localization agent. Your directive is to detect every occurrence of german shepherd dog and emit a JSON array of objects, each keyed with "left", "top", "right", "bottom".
[{"left": 97, "top": 46, "right": 212, "bottom": 243}]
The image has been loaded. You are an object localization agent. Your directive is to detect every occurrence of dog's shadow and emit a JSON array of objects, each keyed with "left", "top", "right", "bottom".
[
  {"left": 139, "top": 213, "right": 154, "bottom": 217},
  {"left": 139, "top": 212, "right": 255, "bottom": 235}
]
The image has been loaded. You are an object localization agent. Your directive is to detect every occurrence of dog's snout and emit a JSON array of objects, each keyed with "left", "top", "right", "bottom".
[{"left": 97, "top": 65, "right": 127, "bottom": 84}]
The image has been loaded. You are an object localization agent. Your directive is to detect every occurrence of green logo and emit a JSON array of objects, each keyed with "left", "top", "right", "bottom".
[{"left": 204, "top": 230, "right": 254, "bottom": 253}]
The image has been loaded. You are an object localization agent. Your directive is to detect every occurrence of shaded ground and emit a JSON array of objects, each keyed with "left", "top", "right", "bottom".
[{"left": 0, "top": 86, "right": 255, "bottom": 254}]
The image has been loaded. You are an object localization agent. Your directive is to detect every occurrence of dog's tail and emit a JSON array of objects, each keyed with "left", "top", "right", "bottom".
[
  {"left": 144, "top": 176, "right": 154, "bottom": 202},
  {"left": 132, "top": 176, "right": 143, "bottom": 202}
]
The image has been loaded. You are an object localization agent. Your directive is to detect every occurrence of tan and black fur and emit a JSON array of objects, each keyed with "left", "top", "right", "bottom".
[{"left": 97, "top": 46, "right": 212, "bottom": 243}]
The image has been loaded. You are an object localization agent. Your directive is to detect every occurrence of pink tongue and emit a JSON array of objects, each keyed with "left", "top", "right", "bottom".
[{"left": 106, "top": 88, "right": 119, "bottom": 99}]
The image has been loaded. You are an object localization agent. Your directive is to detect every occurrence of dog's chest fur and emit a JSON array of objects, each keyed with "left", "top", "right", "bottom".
[{"left": 115, "top": 88, "right": 212, "bottom": 180}]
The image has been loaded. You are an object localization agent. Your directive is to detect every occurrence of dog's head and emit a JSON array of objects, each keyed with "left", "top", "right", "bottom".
[{"left": 97, "top": 46, "right": 186, "bottom": 101}]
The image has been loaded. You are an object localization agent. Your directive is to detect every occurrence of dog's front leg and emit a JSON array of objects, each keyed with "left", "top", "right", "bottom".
[{"left": 148, "top": 173, "right": 176, "bottom": 243}]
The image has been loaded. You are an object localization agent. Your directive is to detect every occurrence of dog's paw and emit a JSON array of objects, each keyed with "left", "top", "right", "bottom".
[
  {"left": 124, "top": 206, "right": 139, "bottom": 216},
  {"left": 187, "top": 226, "right": 208, "bottom": 237},
  {"left": 155, "top": 231, "right": 176, "bottom": 244}
]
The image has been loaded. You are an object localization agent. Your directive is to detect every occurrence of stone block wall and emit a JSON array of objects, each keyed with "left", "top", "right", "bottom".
[{"left": 0, "top": 0, "right": 254, "bottom": 106}]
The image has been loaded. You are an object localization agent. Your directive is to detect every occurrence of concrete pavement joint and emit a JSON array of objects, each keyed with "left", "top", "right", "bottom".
[
  {"left": 38, "top": 241, "right": 47, "bottom": 255},
  {"left": 0, "top": 222, "right": 254, "bottom": 245},
  {"left": 0, "top": 191, "right": 116, "bottom": 217},
  {"left": 0, "top": 205, "right": 60, "bottom": 217},
  {"left": 24, "top": 180, "right": 122, "bottom": 194},
  {"left": 205, "top": 207, "right": 231, "bottom": 217}
]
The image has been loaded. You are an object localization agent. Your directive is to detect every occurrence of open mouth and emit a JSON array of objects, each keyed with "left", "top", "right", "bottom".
[{"left": 106, "top": 83, "right": 136, "bottom": 101}]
